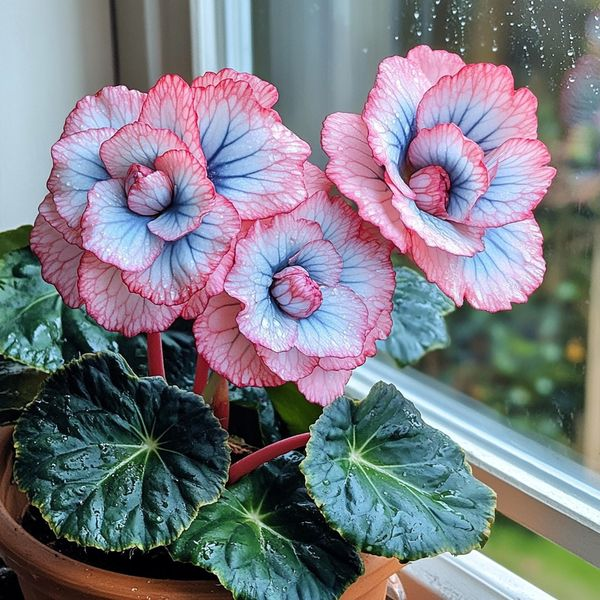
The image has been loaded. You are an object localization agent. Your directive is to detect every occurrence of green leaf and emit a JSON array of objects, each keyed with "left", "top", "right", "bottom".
[
  {"left": 0, "top": 226, "right": 32, "bottom": 258},
  {"left": 301, "top": 382, "right": 496, "bottom": 562},
  {"left": 0, "top": 356, "right": 47, "bottom": 425},
  {"left": 267, "top": 383, "right": 322, "bottom": 435},
  {"left": 229, "top": 385, "right": 283, "bottom": 445},
  {"left": 382, "top": 267, "right": 455, "bottom": 366},
  {"left": 13, "top": 352, "right": 230, "bottom": 552},
  {"left": 170, "top": 452, "right": 363, "bottom": 600},
  {"left": 0, "top": 248, "right": 119, "bottom": 371}
]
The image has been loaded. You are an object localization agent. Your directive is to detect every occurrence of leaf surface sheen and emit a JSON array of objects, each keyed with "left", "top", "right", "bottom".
[
  {"left": 13, "top": 352, "right": 230, "bottom": 552},
  {"left": 383, "top": 267, "right": 455, "bottom": 366},
  {"left": 302, "top": 382, "right": 496, "bottom": 561},
  {"left": 170, "top": 452, "right": 363, "bottom": 600}
]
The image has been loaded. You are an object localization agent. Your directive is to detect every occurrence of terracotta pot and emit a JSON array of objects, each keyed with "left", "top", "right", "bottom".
[{"left": 0, "top": 428, "right": 400, "bottom": 599}]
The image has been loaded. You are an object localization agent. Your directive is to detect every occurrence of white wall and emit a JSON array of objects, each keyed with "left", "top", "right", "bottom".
[{"left": 0, "top": 0, "right": 114, "bottom": 230}]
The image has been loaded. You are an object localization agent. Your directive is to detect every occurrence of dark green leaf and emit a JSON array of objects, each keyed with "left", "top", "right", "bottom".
[
  {"left": 229, "top": 385, "right": 283, "bottom": 445},
  {"left": 382, "top": 267, "right": 455, "bottom": 366},
  {"left": 170, "top": 452, "right": 362, "bottom": 600},
  {"left": 302, "top": 382, "right": 496, "bottom": 562},
  {"left": 0, "top": 249, "right": 118, "bottom": 371},
  {"left": 267, "top": 383, "right": 322, "bottom": 435},
  {"left": 0, "top": 356, "right": 47, "bottom": 425},
  {"left": 13, "top": 352, "right": 230, "bottom": 552},
  {"left": 0, "top": 226, "right": 32, "bottom": 258}
]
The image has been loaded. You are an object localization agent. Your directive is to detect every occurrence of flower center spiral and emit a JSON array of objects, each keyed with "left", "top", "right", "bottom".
[
  {"left": 409, "top": 165, "right": 450, "bottom": 218},
  {"left": 125, "top": 163, "right": 173, "bottom": 217},
  {"left": 270, "top": 265, "right": 322, "bottom": 319}
]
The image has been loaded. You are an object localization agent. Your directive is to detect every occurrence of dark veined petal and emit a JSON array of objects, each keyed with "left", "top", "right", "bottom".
[
  {"left": 194, "top": 78, "right": 310, "bottom": 219},
  {"left": 466, "top": 138, "right": 556, "bottom": 228},
  {"left": 62, "top": 85, "right": 145, "bottom": 136},
  {"left": 139, "top": 74, "right": 202, "bottom": 160},
  {"left": 410, "top": 217, "right": 545, "bottom": 312},
  {"left": 193, "top": 292, "right": 284, "bottom": 387},
  {"left": 416, "top": 63, "right": 538, "bottom": 152},
  {"left": 321, "top": 112, "right": 411, "bottom": 253},
  {"left": 30, "top": 212, "right": 84, "bottom": 308},
  {"left": 48, "top": 128, "right": 114, "bottom": 229},
  {"left": 78, "top": 253, "right": 181, "bottom": 336},
  {"left": 81, "top": 179, "right": 164, "bottom": 273}
]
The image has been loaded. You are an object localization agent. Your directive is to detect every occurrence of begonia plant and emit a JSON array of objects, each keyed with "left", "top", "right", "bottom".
[{"left": 0, "top": 46, "right": 555, "bottom": 600}]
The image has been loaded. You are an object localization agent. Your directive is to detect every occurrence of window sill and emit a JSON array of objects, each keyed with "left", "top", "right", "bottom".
[{"left": 398, "top": 550, "right": 555, "bottom": 599}]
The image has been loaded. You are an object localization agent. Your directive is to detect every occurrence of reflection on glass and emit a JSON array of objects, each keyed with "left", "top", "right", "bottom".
[{"left": 252, "top": 0, "right": 600, "bottom": 464}]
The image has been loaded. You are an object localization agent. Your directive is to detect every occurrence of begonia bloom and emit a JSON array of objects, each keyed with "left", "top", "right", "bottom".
[
  {"left": 31, "top": 72, "right": 310, "bottom": 335},
  {"left": 322, "top": 45, "right": 556, "bottom": 311},
  {"left": 192, "top": 189, "right": 395, "bottom": 405}
]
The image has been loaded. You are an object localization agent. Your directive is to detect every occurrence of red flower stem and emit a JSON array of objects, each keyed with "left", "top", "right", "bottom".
[
  {"left": 146, "top": 332, "right": 166, "bottom": 378},
  {"left": 193, "top": 354, "right": 210, "bottom": 396},
  {"left": 212, "top": 374, "right": 230, "bottom": 431},
  {"left": 228, "top": 432, "right": 311, "bottom": 485}
]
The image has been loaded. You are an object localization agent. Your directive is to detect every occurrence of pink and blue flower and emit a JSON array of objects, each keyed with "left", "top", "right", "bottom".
[
  {"left": 322, "top": 45, "right": 556, "bottom": 311},
  {"left": 31, "top": 71, "right": 310, "bottom": 336},
  {"left": 192, "top": 182, "right": 395, "bottom": 406}
]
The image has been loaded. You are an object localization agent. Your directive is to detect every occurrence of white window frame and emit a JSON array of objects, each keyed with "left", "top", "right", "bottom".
[
  {"left": 188, "top": 3, "right": 600, "bottom": 596},
  {"left": 189, "top": 0, "right": 253, "bottom": 76}
]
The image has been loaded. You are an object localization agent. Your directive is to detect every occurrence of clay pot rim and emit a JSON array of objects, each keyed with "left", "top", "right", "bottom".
[{"left": 0, "top": 427, "right": 216, "bottom": 594}]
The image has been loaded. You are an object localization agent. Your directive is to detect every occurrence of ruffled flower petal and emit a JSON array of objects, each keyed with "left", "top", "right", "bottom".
[
  {"left": 48, "top": 128, "right": 114, "bottom": 229},
  {"left": 291, "top": 192, "right": 359, "bottom": 251},
  {"left": 99, "top": 122, "right": 187, "bottom": 178},
  {"left": 81, "top": 179, "right": 164, "bottom": 272},
  {"left": 466, "top": 138, "right": 556, "bottom": 227},
  {"left": 147, "top": 150, "right": 215, "bottom": 241},
  {"left": 236, "top": 294, "right": 299, "bottom": 353},
  {"left": 407, "top": 123, "right": 489, "bottom": 220},
  {"left": 303, "top": 162, "right": 333, "bottom": 196},
  {"left": 297, "top": 365, "right": 352, "bottom": 406},
  {"left": 410, "top": 217, "right": 545, "bottom": 311},
  {"left": 78, "top": 253, "right": 180, "bottom": 336},
  {"left": 127, "top": 169, "right": 173, "bottom": 216},
  {"left": 139, "top": 74, "right": 202, "bottom": 161},
  {"left": 336, "top": 225, "right": 394, "bottom": 339},
  {"left": 256, "top": 346, "right": 318, "bottom": 380},
  {"left": 295, "top": 286, "right": 368, "bottom": 358},
  {"left": 62, "top": 86, "right": 145, "bottom": 136},
  {"left": 362, "top": 56, "right": 430, "bottom": 196},
  {"left": 194, "top": 79, "right": 310, "bottom": 219},
  {"left": 192, "top": 68, "right": 278, "bottom": 109},
  {"left": 182, "top": 217, "right": 250, "bottom": 319},
  {"left": 391, "top": 194, "right": 485, "bottom": 256},
  {"left": 30, "top": 213, "right": 84, "bottom": 308},
  {"left": 290, "top": 239, "right": 343, "bottom": 286},
  {"left": 416, "top": 63, "right": 538, "bottom": 152},
  {"left": 38, "top": 194, "right": 82, "bottom": 246},
  {"left": 194, "top": 292, "right": 284, "bottom": 387},
  {"left": 321, "top": 112, "right": 411, "bottom": 252},
  {"left": 122, "top": 195, "right": 240, "bottom": 305},
  {"left": 406, "top": 45, "right": 465, "bottom": 86}
]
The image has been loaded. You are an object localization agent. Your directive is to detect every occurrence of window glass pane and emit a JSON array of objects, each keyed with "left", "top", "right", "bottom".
[
  {"left": 252, "top": 0, "right": 600, "bottom": 467},
  {"left": 484, "top": 513, "right": 600, "bottom": 599}
]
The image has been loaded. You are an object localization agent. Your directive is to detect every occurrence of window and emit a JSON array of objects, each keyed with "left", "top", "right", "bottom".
[
  {"left": 250, "top": 0, "right": 600, "bottom": 461},
  {"left": 246, "top": 0, "right": 600, "bottom": 596}
]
